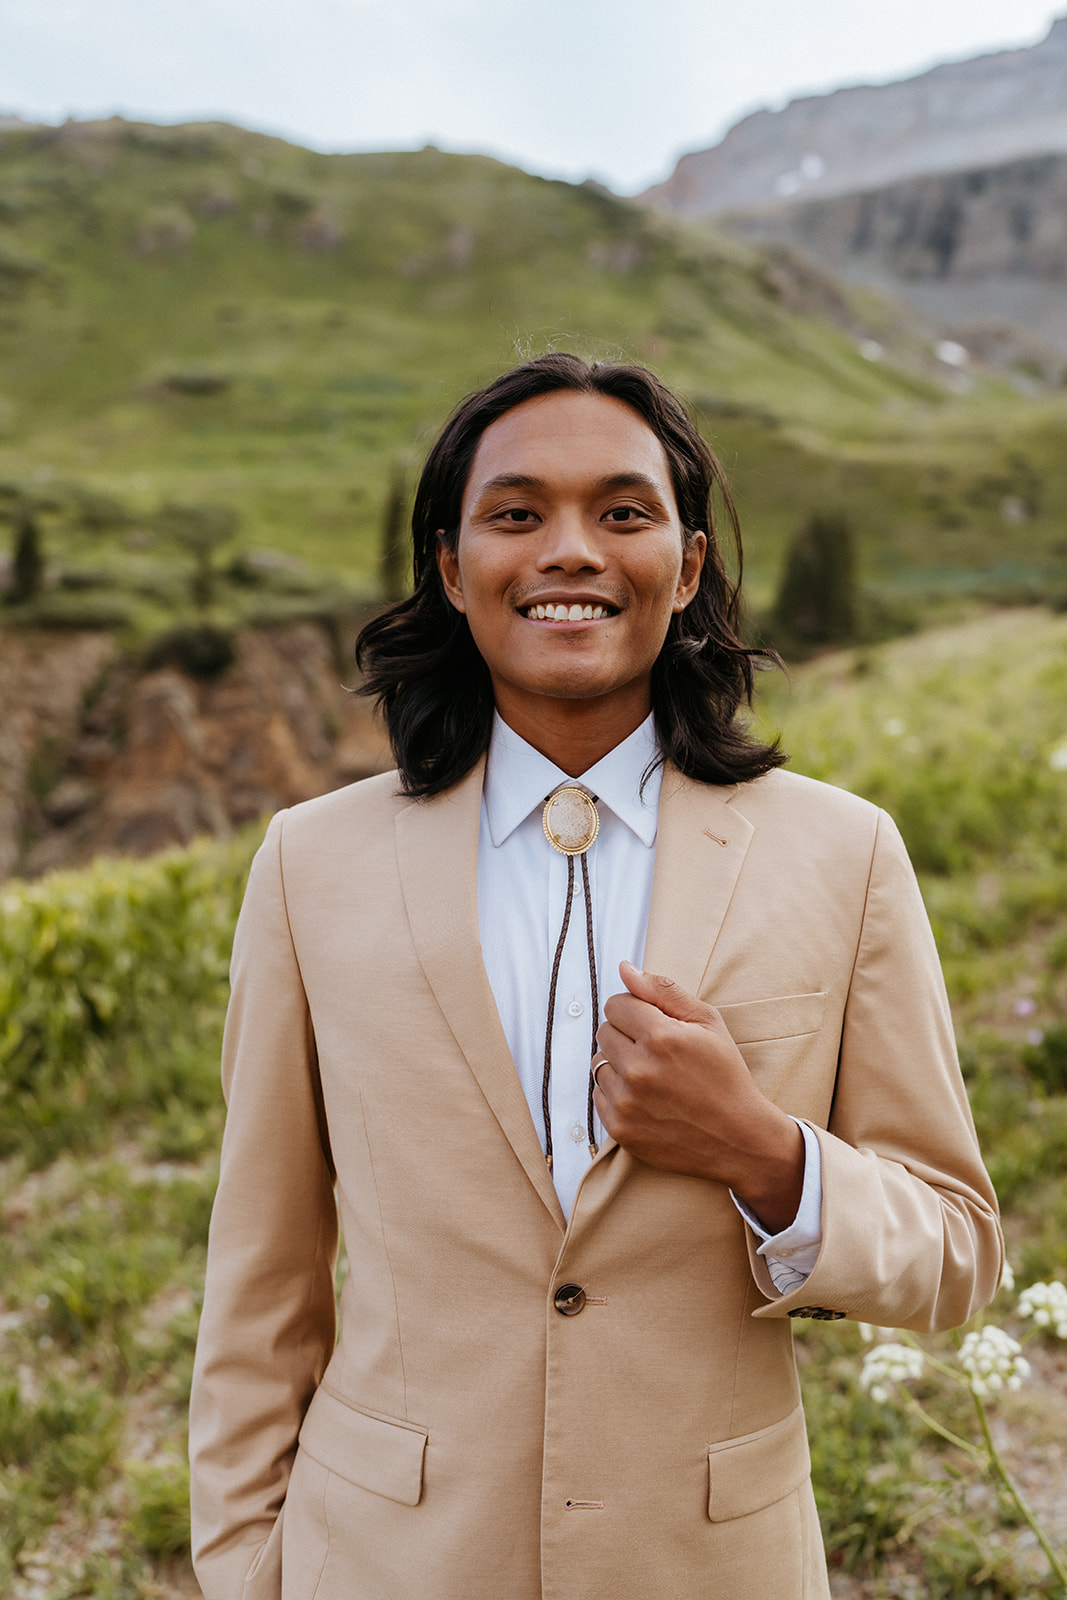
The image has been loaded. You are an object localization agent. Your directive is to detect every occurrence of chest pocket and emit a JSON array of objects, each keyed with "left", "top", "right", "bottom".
[
  {"left": 716, "top": 991, "right": 826, "bottom": 1044},
  {"left": 715, "top": 992, "right": 830, "bottom": 1114}
]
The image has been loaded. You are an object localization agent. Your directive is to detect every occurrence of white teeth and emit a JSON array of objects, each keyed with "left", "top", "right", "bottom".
[{"left": 525, "top": 602, "right": 610, "bottom": 620}]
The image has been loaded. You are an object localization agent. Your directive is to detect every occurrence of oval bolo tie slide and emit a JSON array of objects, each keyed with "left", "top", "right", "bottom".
[{"left": 542, "top": 786, "right": 600, "bottom": 856}]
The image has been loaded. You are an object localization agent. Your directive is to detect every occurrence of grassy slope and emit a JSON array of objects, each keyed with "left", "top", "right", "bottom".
[
  {"left": 2, "top": 610, "right": 1067, "bottom": 1594},
  {"left": 1, "top": 118, "right": 1066, "bottom": 618}
]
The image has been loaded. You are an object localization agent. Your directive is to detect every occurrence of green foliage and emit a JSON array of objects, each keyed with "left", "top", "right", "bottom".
[
  {"left": 379, "top": 457, "right": 410, "bottom": 603},
  {"left": 141, "top": 619, "right": 237, "bottom": 678},
  {"left": 772, "top": 509, "right": 857, "bottom": 644},
  {"left": 1022, "top": 1024, "right": 1067, "bottom": 1097},
  {"left": 0, "top": 832, "right": 255, "bottom": 1164},
  {"left": 153, "top": 501, "right": 240, "bottom": 610},
  {"left": 124, "top": 1460, "right": 192, "bottom": 1558}
]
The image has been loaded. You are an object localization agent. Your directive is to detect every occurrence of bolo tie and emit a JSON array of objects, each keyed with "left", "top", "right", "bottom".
[{"left": 540, "top": 785, "right": 601, "bottom": 1172}]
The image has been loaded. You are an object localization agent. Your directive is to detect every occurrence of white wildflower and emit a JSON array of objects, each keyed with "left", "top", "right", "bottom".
[
  {"left": 858, "top": 1323, "right": 899, "bottom": 1343},
  {"left": 859, "top": 1341, "right": 924, "bottom": 1403},
  {"left": 999, "top": 1258, "right": 1015, "bottom": 1294},
  {"left": 958, "top": 1326, "right": 1030, "bottom": 1397},
  {"left": 1017, "top": 1281, "right": 1067, "bottom": 1339}
]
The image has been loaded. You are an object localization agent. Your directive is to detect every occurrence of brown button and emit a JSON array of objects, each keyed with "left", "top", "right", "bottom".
[{"left": 554, "top": 1283, "right": 586, "bottom": 1316}]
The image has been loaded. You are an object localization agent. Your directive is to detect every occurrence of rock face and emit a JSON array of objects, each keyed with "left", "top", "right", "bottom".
[
  {"left": 726, "top": 153, "right": 1067, "bottom": 364},
  {"left": 645, "top": 18, "right": 1067, "bottom": 216},
  {"left": 642, "top": 16, "right": 1067, "bottom": 362},
  {"left": 0, "top": 623, "right": 391, "bottom": 882}
]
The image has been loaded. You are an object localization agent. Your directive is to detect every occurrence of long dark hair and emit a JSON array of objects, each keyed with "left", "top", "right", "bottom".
[{"left": 356, "top": 353, "right": 783, "bottom": 796}]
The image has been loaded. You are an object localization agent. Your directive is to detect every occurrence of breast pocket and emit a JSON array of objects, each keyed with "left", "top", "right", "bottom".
[
  {"left": 715, "top": 992, "right": 830, "bottom": 1112},
  {"left": 715, "top": 992, "right": 827, "bottom": 1045}
]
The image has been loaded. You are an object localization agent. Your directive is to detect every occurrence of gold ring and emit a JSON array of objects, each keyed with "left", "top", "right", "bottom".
[{"left": 592, "top": 1059, "right": 610, "bottom": 1090}]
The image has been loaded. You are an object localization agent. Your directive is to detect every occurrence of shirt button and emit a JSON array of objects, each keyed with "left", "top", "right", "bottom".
[
  {"left": 567, "top": 1000, "right": 584, "bottom": 1018},
  {"left": 554, "top": 1284, "right": 586, "bottom": 1316},
  {"left": 569, "top": 1122, "right": 586, "bottom": 1143}
]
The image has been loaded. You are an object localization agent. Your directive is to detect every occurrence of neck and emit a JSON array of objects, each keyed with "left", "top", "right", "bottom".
[{"left": 492, "top": 694, "right": 651, "bottom": 777}]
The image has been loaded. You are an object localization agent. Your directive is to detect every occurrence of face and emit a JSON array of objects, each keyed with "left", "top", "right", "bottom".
[{"left": 436, "top": 389, "right": 705, "bottom": 749}]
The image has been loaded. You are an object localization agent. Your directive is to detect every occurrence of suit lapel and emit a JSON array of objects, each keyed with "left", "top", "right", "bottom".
[
  {"left": 585, "top": 765, "right": 755, "bottom": 1180},
  {"left": 642, "top": 764, "right": 755, "bottom": 993},
  {"left": 395, "top": 760, "right": 565, "bottom": 1229}
]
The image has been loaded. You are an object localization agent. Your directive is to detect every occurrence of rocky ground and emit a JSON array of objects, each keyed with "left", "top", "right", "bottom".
[{"left": 0, "top": 622, "right": 391, "bottom": 883}]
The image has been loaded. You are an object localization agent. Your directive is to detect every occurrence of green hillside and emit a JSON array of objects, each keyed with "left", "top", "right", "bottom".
[{"left": 1, "top": 116, "right": 1065, "bottom": 626}]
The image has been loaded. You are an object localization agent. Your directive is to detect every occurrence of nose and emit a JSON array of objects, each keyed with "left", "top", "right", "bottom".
[{"left": 535, "top": 510, "right": 606, "bottom": 574}]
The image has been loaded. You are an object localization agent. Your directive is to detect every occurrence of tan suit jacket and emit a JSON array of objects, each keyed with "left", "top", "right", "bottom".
[{"left": 189, "top": 761, "right": 1002, "bottom": 1600}]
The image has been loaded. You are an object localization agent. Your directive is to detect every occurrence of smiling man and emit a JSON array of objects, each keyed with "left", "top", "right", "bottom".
[{"left": 190, "top": 354, "right": 1001, "bottom": 1600}]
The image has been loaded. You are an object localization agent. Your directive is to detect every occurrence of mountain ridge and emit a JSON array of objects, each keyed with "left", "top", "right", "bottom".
[{"left": 643, "top": 17, "right": 1067, "bottom": 216}]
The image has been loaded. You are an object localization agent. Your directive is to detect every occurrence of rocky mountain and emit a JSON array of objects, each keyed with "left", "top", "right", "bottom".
[
  {"left": 645, "top": 17, "right": 1067, "bottom": 215},
  {"left": 642, "top": 16, "right": 1067, "bottom": 362},
  {"left": 724, "top": 152, "right": 1067, "bottom": 371}
]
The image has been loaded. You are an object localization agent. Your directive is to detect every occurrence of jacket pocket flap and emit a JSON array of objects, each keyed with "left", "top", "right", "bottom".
[
  {"left": 299, "top": 1387, "right": 427, "bottom": 1507},
  {"left": 716, "top": 992, "right": 827, "bottom": 1045},
  {"left": 707, "top": 1404, "right": 810, "bottom": 1522}
]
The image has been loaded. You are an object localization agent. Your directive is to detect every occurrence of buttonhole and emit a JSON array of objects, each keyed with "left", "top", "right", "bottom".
[{"left": 702, "top": 829, "right": 728, "bottom": 847}]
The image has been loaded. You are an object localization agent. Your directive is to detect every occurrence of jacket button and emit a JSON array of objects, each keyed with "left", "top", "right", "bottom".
[{"left": 554, "top": 1283, "right": 586, "bottom": 1316}]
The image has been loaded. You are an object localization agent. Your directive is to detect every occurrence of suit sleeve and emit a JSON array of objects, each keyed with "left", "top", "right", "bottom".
[
  {"left": 749, "top": 808, "right": 1003, "bottom": 1330},
  {"left": 189, "top": 810, "right": 339, "bottom": 1600}
]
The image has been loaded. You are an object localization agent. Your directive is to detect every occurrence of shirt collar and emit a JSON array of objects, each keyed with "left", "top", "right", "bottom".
[{"left": 483, "top": 712, "right": 661, "bottom": 849}]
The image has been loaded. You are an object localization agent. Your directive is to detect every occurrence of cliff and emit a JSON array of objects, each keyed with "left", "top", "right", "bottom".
[{"left": 0, "top": 621, "right": 390, "bottom": 882}]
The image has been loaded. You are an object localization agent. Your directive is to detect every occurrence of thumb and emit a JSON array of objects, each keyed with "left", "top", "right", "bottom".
[{"left": 618, "top": 960, "right": 718, "bottom": 1027}]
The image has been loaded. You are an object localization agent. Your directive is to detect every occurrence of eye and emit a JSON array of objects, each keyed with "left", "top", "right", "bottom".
[
  {"left": 491, "top": 506, "right": 539, "bottom": 525},
  {"left": 604, "top": 505, "right": 645, "bottom": 524}
]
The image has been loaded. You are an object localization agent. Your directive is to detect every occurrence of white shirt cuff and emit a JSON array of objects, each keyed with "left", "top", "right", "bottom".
[{"left": 731, "top": 1120, "right": 823, "bottom": 1295}]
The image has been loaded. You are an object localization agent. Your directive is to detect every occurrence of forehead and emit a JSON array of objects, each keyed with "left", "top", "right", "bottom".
[{"left": 462, "top": 390, "right": 677, "bottom": 510}]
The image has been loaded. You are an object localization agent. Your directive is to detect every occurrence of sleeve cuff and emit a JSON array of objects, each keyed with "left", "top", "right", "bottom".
[{"left": 731, "top": 1120, "right": 823, "bottom": 1294}]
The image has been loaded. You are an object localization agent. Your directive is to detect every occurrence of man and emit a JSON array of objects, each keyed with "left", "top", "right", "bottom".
[{"left": 189, "top": 354, "right": 1002, "bottom": 1600}]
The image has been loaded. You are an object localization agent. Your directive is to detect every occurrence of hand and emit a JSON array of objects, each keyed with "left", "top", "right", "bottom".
[{"left": 593, "top": 962, "right": 805, "bottom": 1233}]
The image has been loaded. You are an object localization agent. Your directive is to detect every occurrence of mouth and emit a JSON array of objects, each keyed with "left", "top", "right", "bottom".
[{"left": 520, "top": 601, "right": 619, "bottom": 622}]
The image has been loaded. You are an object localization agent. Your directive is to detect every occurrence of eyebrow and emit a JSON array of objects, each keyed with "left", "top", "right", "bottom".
[{"left": 471, "top": 471, "right": 668, "bottom": 500}]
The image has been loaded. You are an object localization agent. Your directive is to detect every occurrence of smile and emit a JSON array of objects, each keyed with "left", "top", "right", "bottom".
[{"left": 522, "top": 603, "right": 616, "bottom": 621}]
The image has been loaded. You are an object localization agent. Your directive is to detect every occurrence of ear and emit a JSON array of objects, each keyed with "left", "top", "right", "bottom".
[
  {"left": 673, "top": 531, "right": 706, "bottom": 611},
  {"left": 435, "top": 532, "right": 467, "bottom": 613}
]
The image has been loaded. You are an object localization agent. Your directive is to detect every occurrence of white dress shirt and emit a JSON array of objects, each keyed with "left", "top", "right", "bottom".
[{"left": 477, "top": 711, "right": 822, "bottom": 1292}]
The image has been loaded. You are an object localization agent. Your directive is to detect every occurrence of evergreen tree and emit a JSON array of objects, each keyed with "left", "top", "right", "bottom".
[{"left": 773, "top": 510, "right": 857, "bottom": 644}]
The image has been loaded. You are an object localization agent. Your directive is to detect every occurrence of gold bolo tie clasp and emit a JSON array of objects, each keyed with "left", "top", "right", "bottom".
[{"left": 542, "top": 786, "right": 600, "bottom": 856}]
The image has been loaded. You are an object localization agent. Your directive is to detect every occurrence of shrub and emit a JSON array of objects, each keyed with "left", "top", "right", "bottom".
[
  {"left": 0, "top": 834, "right": 256, "bottom": 1163},
  {"left": 124, "top": 1460, "right": 192, "bottom": 1558}
]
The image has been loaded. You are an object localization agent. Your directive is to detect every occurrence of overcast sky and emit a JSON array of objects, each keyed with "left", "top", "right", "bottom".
[{"left": 1, "top": 0, "right": 1065, "bottom": 193}]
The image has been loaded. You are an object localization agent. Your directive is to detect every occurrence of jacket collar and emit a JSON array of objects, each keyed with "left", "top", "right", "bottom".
[{"left": 482, "top": 712, "right": 661, "bottom": 849}]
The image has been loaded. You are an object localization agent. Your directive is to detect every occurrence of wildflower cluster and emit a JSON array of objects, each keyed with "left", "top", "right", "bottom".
[
  {"left": 958, "top": 1326, "right": 1031, "bottom": 1397},
  {"left": 1017, "top": 1280, "right": 1067, "bottom": 1338},
  {"left": 858, "top": 1341, "right": 924, "bottom": 1404}
]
